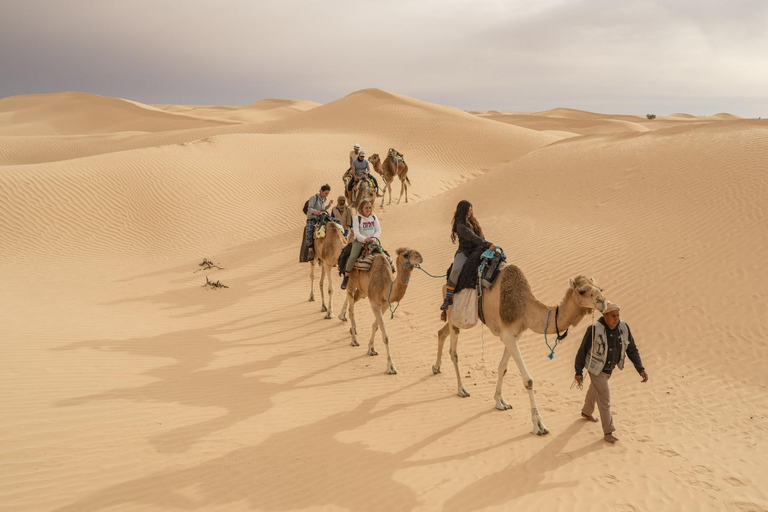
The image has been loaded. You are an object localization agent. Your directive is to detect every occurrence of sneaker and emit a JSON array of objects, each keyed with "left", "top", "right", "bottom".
[
  {"left": 439, "top": 295, "right": 453, "bottom": 311},
  {"left": 341, "top": 274, "right": 349, "bottom": 290}
]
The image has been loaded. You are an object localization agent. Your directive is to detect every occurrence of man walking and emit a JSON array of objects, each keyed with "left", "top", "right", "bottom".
[
  {"left": 305, "top": 184, "right": 333, "bottom": 260},
  {"left": 574, "top": 301, "right": 648, "bottom": 443}
]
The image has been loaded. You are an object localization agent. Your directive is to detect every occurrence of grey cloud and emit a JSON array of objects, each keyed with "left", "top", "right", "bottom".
[{"left": 1, "top": 0, "right": 766, "bottom": 115}]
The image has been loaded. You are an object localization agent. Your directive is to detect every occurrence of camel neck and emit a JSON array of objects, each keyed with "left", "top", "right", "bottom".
[
  {"left": 530, "top": 289, "right": 586, "bottom": 335},
  {"left": 391, "top": 265, "right": 411, "bottom": 303}
]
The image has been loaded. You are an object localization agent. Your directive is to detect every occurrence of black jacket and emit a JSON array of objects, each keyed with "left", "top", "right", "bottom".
[{"left": 456, "top": 222, "right": 491, "bottom": 256}]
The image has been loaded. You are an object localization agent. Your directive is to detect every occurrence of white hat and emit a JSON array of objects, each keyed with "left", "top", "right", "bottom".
[
  {"left": 353, "top": 144, "right": 361, "bottom": 149},
  {"left": 359, "top": 151, "right": 366, "bottom": 157},
  {"left": 602, "top": 301, "right": 620, "bottom": 315}
]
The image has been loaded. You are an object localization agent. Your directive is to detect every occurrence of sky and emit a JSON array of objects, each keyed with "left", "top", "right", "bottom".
[{"left": 2, "top": 0, "right": 767, "bottom": 116}]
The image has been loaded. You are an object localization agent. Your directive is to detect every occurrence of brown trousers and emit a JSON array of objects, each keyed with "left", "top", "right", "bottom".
[{"left": 582, "top": 371, "right": 615, "bottom": 435}]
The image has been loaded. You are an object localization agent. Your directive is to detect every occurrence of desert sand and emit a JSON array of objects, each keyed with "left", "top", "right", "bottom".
[{"left": 1, "top": 89, "right": 766, "bottom": 511}]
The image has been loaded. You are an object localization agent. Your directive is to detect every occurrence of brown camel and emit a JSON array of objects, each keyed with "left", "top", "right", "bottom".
[
  {"left": 350, "top": 178, "right": 378, "bottom": 213},
  {"left": 368, "top": 152, "right": 410, "bottom": 207},
  {"left": 434, "top": 265, "right": 606, "bottom": 435},
  {"left": 339, "top": 247, "right": 423, "bottom": 374},
  {"left": 308, "top": 220, "right": 348, "bottom": 319}
]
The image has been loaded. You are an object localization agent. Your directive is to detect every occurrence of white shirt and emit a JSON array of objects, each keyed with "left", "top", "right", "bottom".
[{"left": 353, "top": 213, "right": 381, "bottom": 243}]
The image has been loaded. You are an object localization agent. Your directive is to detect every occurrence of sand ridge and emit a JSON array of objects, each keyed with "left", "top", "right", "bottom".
[{"left": 1, "top": 89, "right": 767, "bottom": 512}]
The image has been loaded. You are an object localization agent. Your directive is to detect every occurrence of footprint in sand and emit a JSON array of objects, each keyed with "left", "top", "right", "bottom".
[
  {"left": 596, "top": 474, "right": 620, "bottom": 485},
  {"left": 725, "top": 477, "right": 747, "bottom": 487}
]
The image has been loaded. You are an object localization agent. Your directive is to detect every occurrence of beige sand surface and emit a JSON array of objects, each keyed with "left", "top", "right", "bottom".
[{"left": 1, "top": 89, "right": 766, "bottom": 511}]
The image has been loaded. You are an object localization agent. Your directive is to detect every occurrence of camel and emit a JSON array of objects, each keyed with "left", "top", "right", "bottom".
[
  {"left": 339, "top": 247, "right": 423, "bottom": 374},
  {"left": 308, "top": 220, "right": 348, "bottom": 319},
  {"left": 369, "top": 152, "right": 410, "bottom": 207},
  {"left": 350, "top": 178, "right": 378, "bottom": 213},
  {"left": 433, "top": 265, "right": 606, "bottom": 435}
]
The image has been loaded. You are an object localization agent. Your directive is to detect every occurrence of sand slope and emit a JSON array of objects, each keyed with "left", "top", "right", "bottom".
[
  {"left": 1, "top": 90, "right": 767, "bottom": 512},
  {"left": 0, "top": 92, "right": 237, "bottom": 136}
]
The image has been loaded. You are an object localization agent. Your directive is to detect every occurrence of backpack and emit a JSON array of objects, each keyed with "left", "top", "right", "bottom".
[{"left": 302, "top": 200, "right": 309, "bottom": 215}]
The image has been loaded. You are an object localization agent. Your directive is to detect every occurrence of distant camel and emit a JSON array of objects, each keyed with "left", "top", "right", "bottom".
[
  {"left": 434, "top": 266, "right": 606, "bottom": 435},
  {"left": 340, "top": 247, "right": 423, "bottom": 374},
  {"left": 350, "top": 178, "right": 378, "bottom": 213},
  {"left": 309, "top": 220, "right": 348, "bottom": 319},
  {"left": 369, "top": 151, "right": 410, "bottom": 207}
]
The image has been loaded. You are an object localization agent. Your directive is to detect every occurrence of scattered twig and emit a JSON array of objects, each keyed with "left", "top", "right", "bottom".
[
  {"left": 195, "top": 258, "right": 224, "bottom": 272},
  {"left": 203, "top": 276, "right": 229, "bottom": 289}
]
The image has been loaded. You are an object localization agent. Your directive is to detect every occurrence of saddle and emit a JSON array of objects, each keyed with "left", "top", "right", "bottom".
[
  {"left": 338, "top": 242, "right": 395, "bottom": 276},
  {"left": 388, "top": 149, "right": 404, "bottom": 164},
  {"left": 313, "top": 212, "right": 341, "bottom": 240},
  {"left": 447, "top": 246, "right": 507, "bottom": 295}
]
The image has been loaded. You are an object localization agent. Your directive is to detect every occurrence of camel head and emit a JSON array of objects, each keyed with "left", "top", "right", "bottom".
[
  {"left": 395, "top": 247, "right": 423, "bottom": 272},
  {"left": 368, "top": 154, "right": 384, "bottom": 176},
  {"left": 568, "top": 276, "right": 606, "bottom": 313}
]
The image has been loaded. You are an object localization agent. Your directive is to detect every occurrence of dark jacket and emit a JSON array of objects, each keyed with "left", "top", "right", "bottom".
[
  {"left": 575, "top": 317, "right": 645, "bottom": 376},
  {"left": 456, "top": 221, "right": 491, "bottom": 256}
]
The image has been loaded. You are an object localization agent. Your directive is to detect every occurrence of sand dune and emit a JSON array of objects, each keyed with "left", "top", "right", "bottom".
[
  {"left": 1, "top": 89, "right": 767, "bottom": 512},
  {"left": 0, "top": 92, "right": 237, "bottom": 136}
]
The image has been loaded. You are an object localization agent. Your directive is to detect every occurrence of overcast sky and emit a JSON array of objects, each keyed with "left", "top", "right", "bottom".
[{"left": 2, "top": 0, "right": 767, "bottom": 116}]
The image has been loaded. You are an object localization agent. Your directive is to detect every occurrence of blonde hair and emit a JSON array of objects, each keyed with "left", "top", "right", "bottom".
[{"left": 359, "top": 200, "right": 373, "bottom": 212}]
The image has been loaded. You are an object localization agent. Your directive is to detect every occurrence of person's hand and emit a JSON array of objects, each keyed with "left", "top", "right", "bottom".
[
  {"left": 489, "top": 244, "right": 496, "bottom": 251},
  {"left": 365, "top": 237, "right": 373, "bottom": 243},
  {"left": 328, "top": 200, "right": 334, "bottom": 206},
  {"left": 639, "top": 371, "right": 649, "bottom": 383},
  {"left": 575, "top": 374, "right": 583, "bottom": 386}
]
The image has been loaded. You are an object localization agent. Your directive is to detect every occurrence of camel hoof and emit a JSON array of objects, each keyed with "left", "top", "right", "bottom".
[
  {"left": 321, "top": 305, "right": 328, "bottom": 312},
  {"left": 368, "top": 348, "right": 378, "bottom": 356},
  {"left": 386, "top": 367, "right": 398, "bottom": 375},
  {"left": 324, "top": 313, "right": 332, "bottom": 320},
  {"left": 350, "top": 340, "right": 359, "bottom": 347},
  {"left": 432, "top": 365, "right": 441, "bottom": 375},
  {"left": 309, "top": 297, "right": 315, "bottom": 302},
  {"left": 495, "top": 400, "right": 513, "bottom": 411},
  {"left": 338, "top": 315, "right": 347, "bottom": 322},
  {"left": 535, "top": 428, "right": 550, "bottom": 436},
  {"left": 458, "top": 387, "right": 470, "bottom": 398}
]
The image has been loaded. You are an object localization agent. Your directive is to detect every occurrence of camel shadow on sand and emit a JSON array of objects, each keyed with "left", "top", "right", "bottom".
[
  {"left": 54, "top": 312, "right": 374, "bottom": 454},
  {"left": 54, "top": 377, "right": 533, "bottom": 512}
]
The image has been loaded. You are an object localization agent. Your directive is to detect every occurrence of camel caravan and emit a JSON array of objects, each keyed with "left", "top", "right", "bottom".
[{"left": 298, "top": 145, "right": 642, "bottom": 443}]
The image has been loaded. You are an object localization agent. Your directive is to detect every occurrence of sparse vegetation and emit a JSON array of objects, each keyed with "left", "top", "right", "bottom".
[
  {"left": 195, "top": 258, "right": 224, "bottom": 272},
  {"left": 203, "top": 276, "right": 229, "bottom": 289},
  {"left": 646, "top": 114, "right": 657, "bottom": 120}
]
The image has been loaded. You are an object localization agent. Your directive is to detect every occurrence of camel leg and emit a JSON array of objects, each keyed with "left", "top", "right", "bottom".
[
  {"left": 338, "top": 295, "right": 348, "bottom": 322},
  {"left": 493, "top": 347, "right": 513, "bottom": 410},
  {"left": 449, "top": 325, "right": 470, "bottom": 397},
  {"left": 433, "top": 323, "right": 450, "bottom": 374},
  {"left": 380, "top": 181, "right": 387, "bottom": 208},
  {"left": 397, "top": 178, "right": 406, "bottom": 205},
  {"left": 347, "top": 293, "right": 359, "bottom": 347},
  {"left": 319, "top": 263, "right": 328, "bottom": 313},
  {"left": 309, "top": 260, "right": 315, "bottom": 302},
  {"left": 501, "top": 330, "right": 549, "bottom": 435},
  {"left": 370, "top": 302, "right": 397, "bottom": 374},
  {"left": 323, "top": 265, "right": 334, "bottom": 319},
  {"left": 367, "top": 306, "right": 380, "bottom": 356}
]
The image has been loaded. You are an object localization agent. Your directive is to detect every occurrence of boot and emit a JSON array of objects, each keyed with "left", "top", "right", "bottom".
[
  {"left": 440, "top": 286, "right": 455, "bottom": 311},
  {"left": 341, "top": 273, "right": 350, "bottom": 290}
]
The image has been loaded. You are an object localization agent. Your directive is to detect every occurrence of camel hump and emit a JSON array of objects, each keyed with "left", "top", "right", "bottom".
[{"left": 498, "top": 265, "right": 532, "bottom": 325}]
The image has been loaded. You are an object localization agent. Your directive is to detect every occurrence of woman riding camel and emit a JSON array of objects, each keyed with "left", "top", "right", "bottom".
[
  {"left": 440, "top": 200, "right": 496, "bottom": 311},
  {"left": 341, "top": 200, "right": 381, "bottom": 290}
]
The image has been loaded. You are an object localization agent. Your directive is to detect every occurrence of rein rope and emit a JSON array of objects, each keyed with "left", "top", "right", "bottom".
[{"left": 543, "top": 305, "right": 569, "bottom": 360}]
